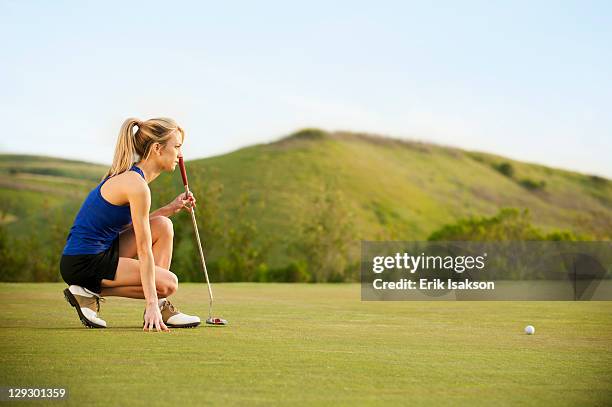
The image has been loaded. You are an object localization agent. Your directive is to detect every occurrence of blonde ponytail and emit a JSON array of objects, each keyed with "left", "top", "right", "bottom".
[
  {"left": 102, "top": 118, "right": 139, "bottom": 180},
  {"left": 102, "top": 117, "right": 185, "bottom": 181}
]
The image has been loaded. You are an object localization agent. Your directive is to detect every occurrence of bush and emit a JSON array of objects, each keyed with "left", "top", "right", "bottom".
[
  {"left": 519, "top": 178, "right": 546, "bottom": 191},
  {"left": 495, "top": 162, "right": 515, "bottom": 178},
  {"left": 264, "top": 262, "right": 310, "bottom": 282},
  {"left": 427, "top": 208, "right": 585, "bottom": 241},
  {"left": 0, "top": 200, "right": 71, "bottom": 282},
  {"left": 544, "top": 230, "right": 585, "bottom": 241},
  {"left": 287, "top": 128, "right": 328, "bottom": 141},
  {"left": 292, "top": 183, "right": 355, "bottom": 282},
  {"left": 217, "top": 192, "right": 269, "bottom": 282},
  {"left": 589, "top": 175, "right": 608, "bottom": 185}
]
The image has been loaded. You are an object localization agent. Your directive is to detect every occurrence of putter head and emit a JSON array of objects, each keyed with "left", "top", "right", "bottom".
[{"left": 206, "top": 317, "right": 228, "bottom": 326}]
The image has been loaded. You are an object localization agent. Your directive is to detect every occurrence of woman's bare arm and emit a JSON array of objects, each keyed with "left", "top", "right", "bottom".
[
  {"left": 128, "top": 182, "right": 156, "bottom": 303},
  {"left": 127, "top": 178, "right": 168, "bottom": 331},
  {"left": 149, "top": 191, "right": 196, "bottom": 218},
  {"left": 149, "top": 206, "right": 174, "bottom": 218}
]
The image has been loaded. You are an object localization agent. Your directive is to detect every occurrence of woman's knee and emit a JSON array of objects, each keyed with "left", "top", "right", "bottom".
[
  {"left": 157, "top": 271, "right": 178, "bottom": 297},
  {"left": 152, "top": 216, "right": 174, "bottom": 239}
]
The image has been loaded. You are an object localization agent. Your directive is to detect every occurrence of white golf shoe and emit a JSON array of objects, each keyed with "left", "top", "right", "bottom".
[
  {"left": 63, "top": 285, "right": 107, "bottom": 328},
  {"left": 159, "top": 298, "right": 200, "bottom": 328}
]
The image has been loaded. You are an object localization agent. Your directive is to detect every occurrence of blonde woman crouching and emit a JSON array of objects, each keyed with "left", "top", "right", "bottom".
[{"left": 60, "top": 118, "right": 200, "bottom": 331}]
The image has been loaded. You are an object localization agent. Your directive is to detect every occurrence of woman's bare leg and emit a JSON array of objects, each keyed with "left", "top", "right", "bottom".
[
  {"left": 101, "top": 286, "right": 145, "bottom": 298},
  {"left": 94, "top": 216, "right": 200, "bottom": 327},
  {"left": 100, "top": 257, "right": 178, "bottom": 298},
  {"left": 99, "top": 216, "right": 177, "bottom": 298},
  {"left": 116, "top": 216, "right": 174, "bottom": 268}
]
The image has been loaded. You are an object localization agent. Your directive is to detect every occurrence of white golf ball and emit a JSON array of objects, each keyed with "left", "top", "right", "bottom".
[{"left": 525, "top": 325, "right": 535, "bottom": 335}]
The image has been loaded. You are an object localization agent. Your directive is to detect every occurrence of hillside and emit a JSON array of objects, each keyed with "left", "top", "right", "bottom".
[
  {"left": 170, "top": 130, "right": 611, "bottom": 266},
  {"left": 180, "top": 130, "right": 611, "bottom": 237},
  {"left": 0, "top": 155, "right": 107, "bottom": 223},
  {"left": 1, "top": 130, "right": 611, "bottom": 280}
]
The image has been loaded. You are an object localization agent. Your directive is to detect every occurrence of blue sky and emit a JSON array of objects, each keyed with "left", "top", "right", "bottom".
[{"left": 1, "top": 1, "right": 611, "bottom": 177}]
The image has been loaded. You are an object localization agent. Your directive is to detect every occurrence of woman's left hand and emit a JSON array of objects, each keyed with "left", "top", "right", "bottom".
[{"left": 168, "top": 191, "right": 197, "bottom": 214}]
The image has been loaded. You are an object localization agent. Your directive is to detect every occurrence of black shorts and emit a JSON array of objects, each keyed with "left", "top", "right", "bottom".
[{"left": 59, "top": 237, "right": 120, "bottom": 294}]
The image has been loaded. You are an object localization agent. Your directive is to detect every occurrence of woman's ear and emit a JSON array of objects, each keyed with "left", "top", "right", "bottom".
[{"left": 154, "top": 142, "right": 163, "bottom": 156}]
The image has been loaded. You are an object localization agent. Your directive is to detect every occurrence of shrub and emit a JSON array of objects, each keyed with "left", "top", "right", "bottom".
[
  {"left": 519, "top": 178, "right": 546, "bottom": 191},
  {"left": 292, "top": 183, "right": 355, "bottom": 282},
  {"left": 589, "top": 175, "right": 608, "bottom": 185},
  {"left": 217, "top": 192, "right": 269, "bottom": 282},
  {"left": 495, "top": 162, "right": 515, "bottom": 178},
  {"left": 264, "top": 262, "right": 310, "bottom": 282},
  {"left": 427, "top": 208, "right": 584, "bottom": 241},
  {"left": 287, "top": 128, "right": 328, "bottom": 141}
]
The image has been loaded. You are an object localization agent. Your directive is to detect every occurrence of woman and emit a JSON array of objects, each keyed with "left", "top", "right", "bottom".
[{"left": 60, "top": 117, "right": 200, "bottom": 332}]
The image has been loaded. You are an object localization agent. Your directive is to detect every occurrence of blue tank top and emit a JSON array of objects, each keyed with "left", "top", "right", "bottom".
[{"left": 62, "top": 165, "right": 146, "bottom": 255}]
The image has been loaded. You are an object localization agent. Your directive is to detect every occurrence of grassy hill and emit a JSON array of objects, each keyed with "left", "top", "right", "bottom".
[
  {"left": 0, "top": 154, "right": 106, "bottom": 223},
  {"left": 1, "top": 130, "right": 611, "bottom": 281},
  {"left": 187, "top": 129, "right": 611, "bottom": 238}
]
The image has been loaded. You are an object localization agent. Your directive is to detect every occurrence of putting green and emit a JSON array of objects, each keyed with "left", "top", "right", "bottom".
[{"left": 1, "top": 283, "right": 611, "bottom": 406}]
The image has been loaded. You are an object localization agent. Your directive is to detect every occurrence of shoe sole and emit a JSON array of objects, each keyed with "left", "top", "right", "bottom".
[
  {"left": 63, "top": 288, "right": 106, "bottom": 329},
  {"left": 142, "top": 321, "right": 201, "bottom": 329},
  {"left": 168, "top": 321, "right": 201, "bottom": 328}
]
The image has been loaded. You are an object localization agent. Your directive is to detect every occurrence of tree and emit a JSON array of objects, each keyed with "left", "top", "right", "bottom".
[
  {"left": 428, "top": 208, "right": 587, "bottom": 241},
  {"left": 218, "top": 191, "right": 269, "bottom": 282},
  {"left": 169, "top": 169, "right": 224, "bottom": 282},
  {"left": 294, "top": 182, "right": 355, "bottom": 282},
  {"left": 0, "top": 218, "right": 11, "bottom": 279}
]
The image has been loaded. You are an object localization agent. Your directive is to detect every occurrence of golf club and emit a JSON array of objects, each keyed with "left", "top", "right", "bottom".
[{"left": 178, "top": 156, "right": 227, "bottom": 326}]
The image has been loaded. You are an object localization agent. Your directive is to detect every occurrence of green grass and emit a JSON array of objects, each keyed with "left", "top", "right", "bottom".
[{"left": 1, "top": 283, "right": 611, "bottom": 406}]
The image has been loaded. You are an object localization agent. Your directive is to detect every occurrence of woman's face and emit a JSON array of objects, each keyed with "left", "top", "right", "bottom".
[{"left": 157, "top": 132, "right": 183, "bottom": 172}]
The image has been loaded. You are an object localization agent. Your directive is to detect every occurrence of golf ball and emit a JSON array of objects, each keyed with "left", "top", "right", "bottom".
[{"left": 524, "top": 325, "right": 535, "bottom": 335}]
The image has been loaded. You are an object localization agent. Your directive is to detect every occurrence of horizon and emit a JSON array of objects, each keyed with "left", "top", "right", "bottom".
[
  {"left": 1, "top": 1, "right": 611, "bottom": 177},
  {"left": 1, "top": 128, "right": 610, "bottom": 180}
]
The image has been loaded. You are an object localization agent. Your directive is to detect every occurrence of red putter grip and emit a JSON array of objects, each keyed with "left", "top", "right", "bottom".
[{"left": 178, "top": 156, "right": 189, "bottom": 187}]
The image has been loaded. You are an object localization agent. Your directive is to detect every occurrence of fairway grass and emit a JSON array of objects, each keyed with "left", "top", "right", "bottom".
[{"left": 1, "top": 283, "right": 611, "bottom": 406}]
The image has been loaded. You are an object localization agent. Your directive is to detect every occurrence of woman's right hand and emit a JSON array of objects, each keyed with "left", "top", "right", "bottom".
[{"left": 143, "top": 302, "right": 169, "bottom": 332}]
